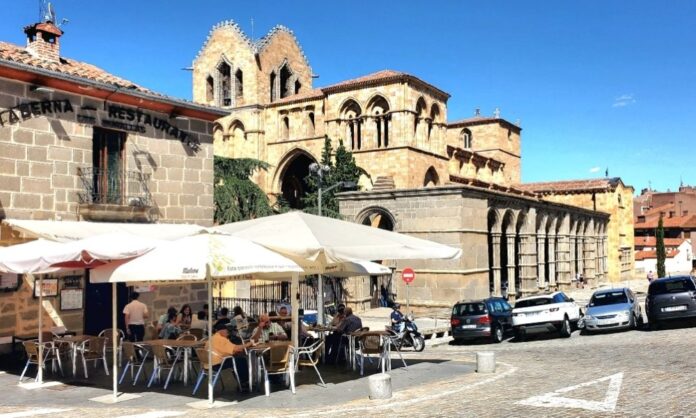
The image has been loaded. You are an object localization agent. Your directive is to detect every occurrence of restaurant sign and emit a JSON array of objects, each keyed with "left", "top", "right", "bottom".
[{"left": 0, "top": 99, "right": 200, "bottom": 151}]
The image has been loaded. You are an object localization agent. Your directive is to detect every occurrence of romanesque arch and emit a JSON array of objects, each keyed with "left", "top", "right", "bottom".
[
  {"left": 212, "top": 122, "right": 228, "bottom": 157},
  {"left": 357, "top": 206, "right": 396, "bottom": 231},
  {"left": 487, "top": 208, "right": 502, "bottom": 295},
  {"left": 367, "top": 94, "right": 390, "bottom": 148},
  {"left": 340, "top": 99, "right": 363, "bottom": 150},
  {"left": 423, "top": 166, "right": 439, "bottom": 187},
  {"left": 414, "top": 97, "right": 427, "bottom": 146},
  {"left": 275, "top": 148, "right": 317, "bottom": 210},
  {"left": 500, "top": 209, "right": 516, "bottom": 296},
  {"left": 228, "top": 119, "right": 245, "bottom": 143}
]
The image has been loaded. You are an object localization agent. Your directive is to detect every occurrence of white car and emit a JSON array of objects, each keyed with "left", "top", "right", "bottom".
[{"left": 512, "top": 291, "right": 583, "bottom": 340}]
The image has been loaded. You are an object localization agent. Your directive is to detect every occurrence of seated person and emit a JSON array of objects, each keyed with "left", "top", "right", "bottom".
[
  {"left": 177, "top": 304, "right": 193, "bottom": 328},
  {"left": 157, "top": 306, "right": 177, "bottom": 332},
  {"left": 232, "top": 306, "right": 249, "bottom": 332},
  {"left": 251, "top": 313, "right": 288, "bottom": 343},
  {"left": 190, "top": 310, "right": 207, "bottom": 330},
  {"left": 329, "top": 304, "right": 346, "bottom": 328},
  {"left": 214, "top": 307, "right": 231, "bottom": 329},
  {"left": 326, "top": 307, "right": 363, "bottom": 363},
  {"left": 278, "top": 306, "right": 313, "bottom": 346},
  {"left": 159, "top": 312, "right": 181, "bottom": 339},
  {"left": 206, "top": 322, "right": 254, "bottom": 388}
]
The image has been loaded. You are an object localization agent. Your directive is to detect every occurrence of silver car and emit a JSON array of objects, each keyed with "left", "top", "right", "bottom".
[{"left": 582, "top": 287, "right": 643, "bottom": 333}]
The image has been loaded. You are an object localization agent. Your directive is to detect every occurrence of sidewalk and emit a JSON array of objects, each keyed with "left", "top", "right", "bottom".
[{"left": 564, "top": 278, "right": 650, "bottom": 305}]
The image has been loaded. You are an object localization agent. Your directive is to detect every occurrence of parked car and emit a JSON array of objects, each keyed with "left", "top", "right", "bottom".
[
  {"left": 512, "top": 291, "right": 582, "bottom": 340},
  {"left": 582, "top": 287, "right": 642, "bottom": 333},
  {"left": 646, "top": 275, "right": 696, "bottom": 330},
  {"left": 451, "top": 297, "right": 513, "bottom": 343}
]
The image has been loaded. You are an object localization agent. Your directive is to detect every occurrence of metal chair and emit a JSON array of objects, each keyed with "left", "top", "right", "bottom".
[
  {"left": 259, "top": 344, "right": 296, "bottom": 396},
  {"left": 19, "top": 340, "right": 62, "bottom": 382},
  {"left": 188, "top": 328, "right": 204, "bottom": 340},
  {"left": 147, "top": 344, "right": 180, "bottom": 390},
  {"left": 383, "top": 329, "right": 408, "bottom": 370},
  {"left": 99, "top": 328, "right": 125, "bottom": 366},
  {"left": 76, "top": 336, "right": 109, "bottom": 379},
  {"left": 119, "top": 342, "right": 149, "bottom": 385},
  {"left": 295, "top": 340, "right": 325, "bottom": 387},
  {"left": 191, "top": 348, "right": 241, "bottom": 395},
  {"left": 356, "top": 332, "right": 385, "bottom": 376},
  {"left": 177, "top": 333, "right": 197, "bottom": 341}
]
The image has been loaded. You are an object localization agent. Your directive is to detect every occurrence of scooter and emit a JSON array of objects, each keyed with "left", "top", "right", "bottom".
[{"left": 390, "top": 314, "right": 425, "bottom": 352}]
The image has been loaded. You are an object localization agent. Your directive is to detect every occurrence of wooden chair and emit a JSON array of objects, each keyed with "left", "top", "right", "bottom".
[
  {"left": 76, "top": 336, "right": 109, "bottom": 379},
  {"left": 147, "top": 344, "right": 179, "bottom": 390},
  {"left": 259, "top": 344, "right": 296, "bottom": 396},
  {"left": 295, "top": 340, "right": 325, "bottom": 387},
  {"left": 119, "top": 342, "right": 149, "bottom": 385}
]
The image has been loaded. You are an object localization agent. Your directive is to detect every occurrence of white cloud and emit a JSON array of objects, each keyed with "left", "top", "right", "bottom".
[
  {"left": 589, "top": 166, "right": 601, "bottom": 173},
  {"left": 612, "top": 94, "right": 636, "bottom": 108}
]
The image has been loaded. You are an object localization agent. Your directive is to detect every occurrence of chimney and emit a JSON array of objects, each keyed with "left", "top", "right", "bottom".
[{"left": 24, "top": 21, "right": 63, "bottom": 62}]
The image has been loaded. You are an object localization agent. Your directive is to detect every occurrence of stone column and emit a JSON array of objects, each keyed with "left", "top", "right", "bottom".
[
  {"left": 548, "top": 235, "right": 557, "bottom": 286},
  {"left": 519, "top": 233, "right": 538, "bottom": 297},
  {"left": 491, "top": 233, "right": 502, "bottom": 297},
  {"left": 556, "top": 234, "right": 571, "bottom": 289},
  {"left": 584, "top": 235, "right": 596, "bottom": 287},
  {"left": 506, "top": 235, "right": 516, "bottom": 298},
  {"left": 536, "top": 233, "right": 547, "bottom": 288},
  {"left": 569, "top": 235, "right": 576, "bottom": 281},
  {"left": 578, "top": 237, "right": 585, "bottom": 280}
]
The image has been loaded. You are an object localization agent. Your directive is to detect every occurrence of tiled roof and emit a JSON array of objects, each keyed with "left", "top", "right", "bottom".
[
  {"left": 634, "top": 237, "right": 685, "bottom": 248},
  {"left": 635, "top": 249, "right": 680, "bottom": 261},
  {"left": 269, "top": 88, "right": 325, "bottom": 106},
  {"left": 517, "top": 178, "right": 624, "bottom": 194},
  {"left": 635, "top": 214, "right": 696, "bottom": 229},
  {"left": 320, "top": 69, "right": 450, "bottom": 99},
  {"left": 0, "top": 41, "right": 153, "bottom": 94}
]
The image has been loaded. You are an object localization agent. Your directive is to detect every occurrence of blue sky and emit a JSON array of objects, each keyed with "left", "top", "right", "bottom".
[{"left": 3, "top": 1, "right": 695, "bottom": 194}]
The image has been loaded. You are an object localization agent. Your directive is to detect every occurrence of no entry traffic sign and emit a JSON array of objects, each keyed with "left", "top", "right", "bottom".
[{"left": 402, "top": 267, "right": 415, "bottom": 284}]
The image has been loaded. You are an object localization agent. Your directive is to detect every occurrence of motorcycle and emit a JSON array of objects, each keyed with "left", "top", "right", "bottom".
[{"left": 390, "top": 314, "right": 425, "bottom": 352}]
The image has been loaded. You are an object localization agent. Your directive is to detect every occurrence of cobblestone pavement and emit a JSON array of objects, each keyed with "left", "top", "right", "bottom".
[{"left": 1, "top": 319, "right": 695, "bottom": 417}]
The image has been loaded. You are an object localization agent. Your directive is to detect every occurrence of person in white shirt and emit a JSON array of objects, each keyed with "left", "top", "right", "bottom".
[
  {"left": 190, "top": 310, "right": 207, "bottom": 330},
  {"left": 123, "top": 292, "right": 149, "bottom": 342},
  {"left": 251, "top": 313, "right": 287, "bottom": 343}
]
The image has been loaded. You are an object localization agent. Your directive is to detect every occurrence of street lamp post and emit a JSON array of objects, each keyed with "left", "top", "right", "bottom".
[{"left": 309, "top": 163, "right": 357, "bottom": 325}]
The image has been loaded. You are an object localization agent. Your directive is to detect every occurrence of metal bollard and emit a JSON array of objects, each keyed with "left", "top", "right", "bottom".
[
  {"left": 476, "top": 351, "right": 496, "bottom": 373},
  {"left": 368, "top": 373, "right": 392, "bottom": 399}
]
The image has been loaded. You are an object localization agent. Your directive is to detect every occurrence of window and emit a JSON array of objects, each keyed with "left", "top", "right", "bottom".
[
  {"left": 461, "top": 128, "right": 472, "bottom": 149},
  {"left": 205, "top": 75, "right": 214, "bottom": 103},
  {"left": 218, "top": 61, "right": 231, "bottom": 106},
  {"left": 492, "top": 300, "right": 504, "bottom": 313},
  {"left": 453, "top": 303, "right": 487, "bottom": 316},
  {"left": 234, "top": 69, "right": 243, "bottom": 99},
  {"left": 649, "top": 278, "right": 696, "bottom": 294},
  {"left": 515, "top": 297, "right": 552, "bottom": 308},
  {"left": 552, "top": 293, "right": 567, "bottom": 303},
  {"left": 308, "top": 112, "right": 315, "bottom": 136},
  {"left": 279, "top": 64, "right": 292, "bottom": 99},
  {"left": 92, "top": 128, "right": 125, "bottom": 204},
  {"left": 281, "top": 116, "right": 289, "bottom": 139},
  {"left": 270, "top": 71, "right": 276, "bottom": 102},
  {"left": 294, "top": 79, "right": 302, "bottom": 94},
  {"left": 589, "top": 291, "right": 628, "bottom": 307}
]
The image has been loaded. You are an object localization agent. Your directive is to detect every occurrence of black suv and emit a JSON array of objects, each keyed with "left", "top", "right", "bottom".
[
  {"left": 451, "top": 297, "right": 512, "bottom": 343},
  {"left": 646, "top": 275, "right": 696, "bottom": 329}
]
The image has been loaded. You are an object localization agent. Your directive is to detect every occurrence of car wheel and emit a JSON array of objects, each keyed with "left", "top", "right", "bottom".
[
  {"left": 636, "top": 312, "right": 644, "bottom": 329},
  {"left": 649, "top": 319, "right": 660, "bottom": 331},
  {"left": 491, "top": 325, "right": 504, "bottom": 343},
  {"left": 513, "top": 327, "right": 525, "bottom": 342},
  {"left": 559, "top": 317, "right": 572, "bottom": 338}
]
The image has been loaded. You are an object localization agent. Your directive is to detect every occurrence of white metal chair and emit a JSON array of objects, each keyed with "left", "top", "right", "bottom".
[
  {"left": 295, "top": 340, "right": 325, "bottom": 387},
  {"left": 76, "top": 336, "right": 109, "bottom": 379},
  {"left": 148, "top": 344, "right": 180, "bottom": 390},
  {"left": 99, "top": 328, "right": 125, "bottom": 366},
  {"left": 191, "top": 348, "right": 242, "bottom": 395},
  {"left": 19, "top": 340, "right": 62, "bottom": 382},
  {"left": 118, "top": 342, "right": 149, "bottom": 385}
]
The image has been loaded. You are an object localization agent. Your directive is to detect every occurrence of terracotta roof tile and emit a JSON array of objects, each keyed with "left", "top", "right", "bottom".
[
  {"left": 517, "top": 178, "right": 623, "bottom": 194},
  {"left": 321, "top": 70, "right": 405, "bottom": 89},
  {"left": 320, "top": 69, "right": 450, "bottom": 99},
  {"left": 635, "top": 214, "right": 696, "bottom": 229},
  {"left": 634, "top": 237, "right": 684, "bottom": 247},
  {"left": 269, "top": 88, "right": 324, "bottom": 106},
  {"left": 635, "top": 248, "right": 680, "bottom": 261}
]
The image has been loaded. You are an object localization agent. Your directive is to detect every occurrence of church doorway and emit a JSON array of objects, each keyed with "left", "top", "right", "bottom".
[{"left": 279, "top": 152, "right": 315, "bottom": 209}]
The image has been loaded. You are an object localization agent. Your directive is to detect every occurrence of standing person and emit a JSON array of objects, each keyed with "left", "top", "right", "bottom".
[
  {"left": 647, "top": 270, "right": 655, "bottom": 282},
  {"left": 579, "top": 273, "right": 585, "bottom": 289},
  {"left": 177, "top": 304, "right": 193, "bottom": 327},
  {"left": 380, "top": 285, "right": 389, "bottom": 307},
  {"left": 123, "top": 292, "right": 149, "bottom": 342}
]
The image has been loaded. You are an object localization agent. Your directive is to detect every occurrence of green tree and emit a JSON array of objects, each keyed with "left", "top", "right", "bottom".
[
  {"left": 302, "top": 137, "right": 366, "bottom": 217},
  {"left": 213, "top": 156, "right": 280, "bottom": 224},
  {"left": 656, "top": 214, "right": 666, "bottom": 278}
]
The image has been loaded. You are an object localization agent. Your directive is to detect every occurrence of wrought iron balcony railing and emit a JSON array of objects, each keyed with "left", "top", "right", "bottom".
[{"left": 77, "top": 167, "right": 152, "bottom": 207}]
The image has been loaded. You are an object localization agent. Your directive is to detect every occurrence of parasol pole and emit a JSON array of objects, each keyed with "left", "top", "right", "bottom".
[
  {"left": 34, "top": 273, "right": 43, "bottom": 384},
  {"left": 207, "top": 265, "right": 214, "bottom": 405},
  {"left": 112, "top": 282, "right": 118, "bottom": 401}
]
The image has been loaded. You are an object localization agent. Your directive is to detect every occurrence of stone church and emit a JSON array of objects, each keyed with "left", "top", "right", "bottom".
[{"left": 193, "top": 21, "right": 634, "bottom": 308}]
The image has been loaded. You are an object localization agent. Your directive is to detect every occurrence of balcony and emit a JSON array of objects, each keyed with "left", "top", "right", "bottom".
[{"left": 76, "top": 167, "right": 157, "bottom": 223}]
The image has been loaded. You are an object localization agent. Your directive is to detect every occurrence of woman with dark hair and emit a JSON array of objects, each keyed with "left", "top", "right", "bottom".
[
  {"left": 232, "top": 306, "right": 250, "bottom": 338},
  {"left": 159, "top": 312, "right": 181, "bottom": 339},
  {"left": 177, "top": 304, "right": 193, "bottom": 327}
]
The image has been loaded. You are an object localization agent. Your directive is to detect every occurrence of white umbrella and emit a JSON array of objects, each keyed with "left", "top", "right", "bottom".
[
  {"left": 90, "top": 232, "right": 303, "bottom": 406},
  {"left": 0, "top": 239, "right": 63, "bottom": 274},
  {"left": 213, "top": 211, "right": 462, "bottom": 341}
]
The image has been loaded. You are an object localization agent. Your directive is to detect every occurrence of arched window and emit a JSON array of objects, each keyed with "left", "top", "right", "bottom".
[
  {"left": 280, "top": 64, "right": 292, "bottom": 99},
  {"left": 414, "top": 97, "right": 427, "bottom": 143},
  {"left": 205, "top": 75, "right": 214, "bottom": 103},
  {"left": 270, "top": 71, "right": 276, "bottom": 102},
  {"left": 308, "top": 112, "right": 315, "bottom": 136},
  {"left": 341, "top": 100, "right": 362, "bottom": 150},
  {"left": 429, "top": 104, "right": 441, "bottom": 142},
  {"left": 461, "top": 128, "right": 472, "bottom": 149},
  {"left": 234, "top": 69, "right": 243, "bottom": 99},
  {"left": 368, "top": 95, "right": 390, "bottom": 149},
  {"left": 218, "top": 61, "right": 231, "bottom": 107},
  {"left": 295, "top": 79, "right": 302, "bottom": 94},
  {"left": 281, "top": 116, "right": 290, "bottom": 139},
  {"left": 423, "top": 167, "right": 439, "bottom": 187}
]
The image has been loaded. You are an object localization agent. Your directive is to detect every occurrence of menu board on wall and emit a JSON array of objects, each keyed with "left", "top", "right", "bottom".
[
  {"left": 33, "top": 277, "right": 58, "bottom": 298},
  {"left": 0, "top": 272, "right": 21, "bottom": 292},
  {"left": 60, "top": 288, "right": 83, "bottom": 311}
]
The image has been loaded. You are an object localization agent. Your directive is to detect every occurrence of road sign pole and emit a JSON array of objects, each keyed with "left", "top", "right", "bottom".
[{"left": 406, "top": 282, "right": 410, "bottom": 313}]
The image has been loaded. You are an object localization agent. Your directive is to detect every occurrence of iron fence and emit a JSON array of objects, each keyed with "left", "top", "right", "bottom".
[{"left": 77, "top": 166, "right": 152, "bottom": 206}]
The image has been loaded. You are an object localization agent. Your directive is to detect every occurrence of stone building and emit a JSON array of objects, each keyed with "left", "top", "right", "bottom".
[
  {"left": 193, "top": 21, "right": 626, "bottom": 308},
  {"left": 0, "top": 17, "right": 223, "bottom": 345}
]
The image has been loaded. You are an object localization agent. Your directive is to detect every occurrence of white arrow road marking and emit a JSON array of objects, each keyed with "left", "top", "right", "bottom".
[
  {"left": 0, "top": 409, "right": 72, "bottom": 418},
  {"left": 117, "top": 412, "right": 186, "bottom": 418},
  {"left": 516, "top": 372, "right": 623, "bottom": 412}
]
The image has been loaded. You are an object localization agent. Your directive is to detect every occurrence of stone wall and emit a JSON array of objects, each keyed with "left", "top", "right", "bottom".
[{"left": 0, "top": 77, "right": 215, "bottom": 226}]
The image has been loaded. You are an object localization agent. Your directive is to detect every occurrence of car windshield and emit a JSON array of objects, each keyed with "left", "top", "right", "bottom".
[
  {"left": 590, "top": 291, "right": 628, "bottom": 307},
  {"left": 453, "top": 303, "right": 486, "bottom": 316},
  {"left": 650, "top": 279, "right": 696, "bottom": 294},
  {"left": 515, "top": 298, "right": 552, "bottom": 309}
]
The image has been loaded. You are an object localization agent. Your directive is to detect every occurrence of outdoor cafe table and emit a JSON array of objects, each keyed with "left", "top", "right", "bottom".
[
  {"left": 307, "top": 325, "right": 334, "bottom": 362},
  {"left": 54, "top": 334, "right": 93, "bottom": 376},
  {"left": 247, "top": 340, "right": 293, "bottom": 392},
  {"left": 143, "top": 339, "right": 204, "bottom": 385}
]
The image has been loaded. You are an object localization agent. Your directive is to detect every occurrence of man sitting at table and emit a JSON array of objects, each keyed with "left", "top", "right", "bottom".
[
  {"left": 207, "top": 322, "right": 253, "bottom": 389},
  {"left": 251, "top": 314, "right": 287, "bottom": 343},
  {"left": 278, "top": 306, "right": 313, "bottom": 345},
  {"left": 326, "top": 307, "right": 363, "bottom": 363}
]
